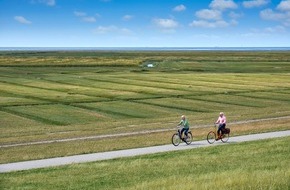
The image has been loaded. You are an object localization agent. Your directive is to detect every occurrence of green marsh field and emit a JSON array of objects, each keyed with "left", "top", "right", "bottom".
[{"left": 0, "top": 50, "right": 290, "bottom": 189}]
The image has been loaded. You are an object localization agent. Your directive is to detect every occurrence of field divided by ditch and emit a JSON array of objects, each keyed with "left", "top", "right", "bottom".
[{"left": 0, "top": 51, "right": 290, "bottom": 163}]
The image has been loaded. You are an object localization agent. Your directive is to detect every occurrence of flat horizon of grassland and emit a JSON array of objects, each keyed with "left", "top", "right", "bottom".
[
  {"left": 0, "top": 51, "right": 289, "bottom": 163},
  {"left": 1, "top": 136, "right": 289, "bottom": 190}
]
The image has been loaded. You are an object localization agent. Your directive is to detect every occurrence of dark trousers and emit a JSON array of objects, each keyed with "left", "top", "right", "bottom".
[
  {"left": 217, "top": 124, "right": 226, "bottom": 136},
  {"left": 180, "top": 128, "right": 189, "bottom": 137}
]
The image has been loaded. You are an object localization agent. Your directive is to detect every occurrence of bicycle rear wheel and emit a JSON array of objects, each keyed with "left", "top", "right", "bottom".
[
  {"left": 221, "top": 133, "right": 229, "bottom": 143},
  {"left": 185, "top": 132, "right": 193, "bottom": 145},
  {"left": 172, "top": 133, "right": 181, "bottom": 146},
  {"left": 207, "top": 131, "right": 216, "bottom": 144}
]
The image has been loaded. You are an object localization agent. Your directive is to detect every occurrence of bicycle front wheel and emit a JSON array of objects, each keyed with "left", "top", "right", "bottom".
[
  {"left": 221, "top": 133, "right": 229, "bottom": 143},
  {"left": 207, "top": 131, "right": 216, "bottom": 144},
  {"left": 185, "top": 132, "right": 193, "bottom": 145},
  {"left": 172, "top": 133, "right": 181, "bottom": 146}
]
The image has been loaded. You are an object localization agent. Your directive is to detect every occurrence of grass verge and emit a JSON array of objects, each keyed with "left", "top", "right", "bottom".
[
  {"left": 0, "top": 117, "right": 289, "bottom": 164},
  {"left": 1, "top": 136, "right": 289, "bottom": 190}
]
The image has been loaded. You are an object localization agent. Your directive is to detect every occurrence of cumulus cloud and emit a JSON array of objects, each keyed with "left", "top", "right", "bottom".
[
  {"left": 74, "top": 11, "right": 98, "bottom": 23},
  {"left": 152, "top": 18, "right": 179, "bottom": 33},
  {"left": 209, "top": 0, "right": 238, "bottom": 10},
  {"left": 82, "top": 17, "right": 96, "bottom": 23},
  {"left": 14, "top": 16, "right": 32, "bottom": 24},
  {"left": 34, "top": 0, "right": 55, "bottom": 6},
  {"left": 277, "top": 0, "right": 290, "bottom": 11},
  {"left": 228, "top": 11, "right": 243, "bottom": 19},
  {"left": 189, "top": 20, "right": 229, "bottom": 28},
  {"left": 153, "top": 18, "right": 179, "bottom": 28},
  {"left": 260, "top": 9, "right": 286, "bottom": 20},
  {"left": 122, "top": 15, "right": 134, "bottom": 21},
  {"left": 173, "top": 4, "right": 186, "bottom": 12},
  {"left": 243, "top": 25, "right": 286, "bottom": 37},
  {"left": 242, "top": 0, "right": 269, "bottom": 8},
  {"left": 74, "top": 11, "right": 87, "bottom": 17},
  {"left": 260, "top": 1, "right": 290, "bottom": 26},
  {"left": 264, "top": 25, "right": 286, "bottom": 33},
  {"left": 195, "top": 9, "right": 222, "bottom": 20},
  {"left": 93, "top": 25, "right": 133, "bottom": 35},
  {"left": 190, "top": 0, "right": 238, "bottom": 28}
]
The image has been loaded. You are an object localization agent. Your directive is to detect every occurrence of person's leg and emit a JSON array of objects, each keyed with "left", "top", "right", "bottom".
[
  {"left": 180, "top": 128, "right": 185, "bottom": 138},
  {"left": 184, "top": 128, "right": 189, "bottom": 137},
  {"left": 183, "top": 128, "right": 189, "bottom": 140},
  {"left": 220, "top": 124, "right": 226, "bottom": 135},
  {"left": 217, "top": 125, "right": 222, "bottom": 136}
]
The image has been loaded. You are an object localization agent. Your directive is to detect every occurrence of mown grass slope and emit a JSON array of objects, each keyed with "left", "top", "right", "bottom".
[{"left": 1, "top": 136, "right": 289, "bottom": 190}]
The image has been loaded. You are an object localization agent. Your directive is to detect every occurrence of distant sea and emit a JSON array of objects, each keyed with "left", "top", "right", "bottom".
[{"left": 0, "top": 47, "right": 290, "bottom": 52}]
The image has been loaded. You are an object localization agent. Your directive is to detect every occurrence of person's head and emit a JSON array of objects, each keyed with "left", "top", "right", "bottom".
[
  {"left": 181, "top": 115, "right": 185, "bottom": 120},
  {"left": 219, "top": 112, "right": 224, "bottom": 116}
]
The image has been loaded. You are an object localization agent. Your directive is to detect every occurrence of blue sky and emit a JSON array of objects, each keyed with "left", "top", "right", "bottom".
[{"left": 0, "top": 0, "right": 290, "bottom": 47}]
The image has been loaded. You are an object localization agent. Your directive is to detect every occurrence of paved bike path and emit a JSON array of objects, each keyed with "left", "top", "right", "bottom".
[{"left": 1, "top": 130, "right": 290, "bottom": 173}]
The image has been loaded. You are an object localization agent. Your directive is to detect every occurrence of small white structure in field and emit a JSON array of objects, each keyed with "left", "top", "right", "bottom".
[{"left": 147, "top": 64, "right": 154, "bottom": 68}]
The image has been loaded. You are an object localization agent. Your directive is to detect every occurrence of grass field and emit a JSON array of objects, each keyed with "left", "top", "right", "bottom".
[
  {"left": 0, "top": 50, "right": 290, "bottom": 164},
  {"left": 1, "top": 136, "right": 289, "bottom": 189}
]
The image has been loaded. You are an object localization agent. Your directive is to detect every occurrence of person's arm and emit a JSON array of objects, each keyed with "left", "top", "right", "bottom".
[
  {"left": 215, "top": 117, "right": 220, "bottom": 124},
  {"left": 222, "top": 116, "right": 226, "bottom": 124},
  {"left": 178, "top": 120, "right": 183, "bottom": 126}
]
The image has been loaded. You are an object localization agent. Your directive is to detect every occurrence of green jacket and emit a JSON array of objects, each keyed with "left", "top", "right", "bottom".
[{"left": 178, "top": 119, "right": 189, "bottom": 129}]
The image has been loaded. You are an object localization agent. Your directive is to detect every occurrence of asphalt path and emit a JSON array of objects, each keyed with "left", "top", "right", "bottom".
[{"left": 1, "top": 130, "right": 290, "bottom": 173}]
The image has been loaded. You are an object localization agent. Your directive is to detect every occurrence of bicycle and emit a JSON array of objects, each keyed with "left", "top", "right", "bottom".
[
  {"left": 207, "top": 124, "right": 230, "bottom": 144},
  {"left": 172, "top": 127, "right": 193, "bottom": 146}
]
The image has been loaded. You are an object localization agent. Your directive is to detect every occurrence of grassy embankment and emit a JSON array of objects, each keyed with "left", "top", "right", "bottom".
[
  {"left": 1, "top": 136, "right": 289, "bottom": 189},
  {"left": 0, "top": 51, "right": 290, "bottom": 163}
]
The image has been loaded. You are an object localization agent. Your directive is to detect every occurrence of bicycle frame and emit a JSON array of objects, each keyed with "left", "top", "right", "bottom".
[
  {"left": 207, "top": 125, "right": 230, "bottom": 144},
  {"left": 172, "top": 127, "right": 193, "bottom": 146}
]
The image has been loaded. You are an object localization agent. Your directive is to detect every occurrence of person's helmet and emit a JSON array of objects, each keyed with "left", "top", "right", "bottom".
[
  {"left": 220, "top": 112, "right": 224, "bottom": 115},
  {"left": 181, "top": 115, "right": 185, "bottom": 119}
]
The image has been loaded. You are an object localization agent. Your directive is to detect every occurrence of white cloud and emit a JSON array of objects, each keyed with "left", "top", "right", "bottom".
[
  {"left": 260, "top": 8, "right": 290, "bottom": 26},
  {"left": 260, "top": 9, "right": 286, "bottom": 20},
  {"left": 36, "top": 0, "right": 55, "bottom": 6},
  {"left": 152, "top": 18, "right": 179, "bottom": 33},
  {"left": 242, "top": 0, "right": 269, "bottom": 8},
  {"left": 189, "top": 20, "right": 229, "bottom": 28},
  {"left": 243, "top": 25, "right": 286, "bottom": 37},
  {"left": 229, "top": 11, "right": 243, "bottom": 19},
  {"left": 264, "top": 25, "right": 286, "bottom": 33},
  {"left": 195, "top": 9, "right": 222, "bottom": 20},
  {"left": 14, "top": 16, "right": 32, "bottom": 24},
  {"left": 74, "top": 11, "right": 87, "bottom": 17},
  {"left": 209, "top": 0, "right": 238, "bottom": 10},
  {"left": 191, "top": 0, "right": 239, "bottom": 29},
  {"left": 260, "top": 1, "right": 290, "bottom": 26},
  {"left": 74, "top": 11, "right": 97, "bottom": 23},
  {"left": 93, "top": 25, "right": 133, "bottom": 35},
  {"left": 277, "top": 0, "right": 290, "bottom": 11},
  {"left": 122, "top": 15, "right": 134, "bottom": 21},
  {"left": 153, "top": 18, "right": 179, "bottom": 28},
  {"left": 173, "top": 4, "right": 186, "bottom": 12},
  {"left": 82, "top": 17, "right": 96, "bottom": 23}
]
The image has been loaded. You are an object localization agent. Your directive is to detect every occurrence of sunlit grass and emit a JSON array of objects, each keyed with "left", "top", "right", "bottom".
[
  {"left": 0, "top": 51, "right": 289, "bottom": 164},
  {"left": 1, "top": 136, "right": 289, "bottom": 190},
  {"left": 1, "top": 117, "right": 289, "bottom": 164}
]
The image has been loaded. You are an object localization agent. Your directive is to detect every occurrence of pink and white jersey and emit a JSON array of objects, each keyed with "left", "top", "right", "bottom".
[{"left": 216, "top": 116, "right": 226, "bottom": 124}]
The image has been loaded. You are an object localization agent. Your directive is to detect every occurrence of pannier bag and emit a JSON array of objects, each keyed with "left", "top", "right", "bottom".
[{"left": 223, "top": 128, "right": 230, "bottom": 134}]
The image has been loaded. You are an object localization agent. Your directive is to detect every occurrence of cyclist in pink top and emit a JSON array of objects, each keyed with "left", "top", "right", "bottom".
[{"left": 215, "top": 112, "right": 226, "bottom": 140}]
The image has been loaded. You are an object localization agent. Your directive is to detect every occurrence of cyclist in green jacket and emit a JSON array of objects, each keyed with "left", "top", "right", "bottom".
[{"left": 178, "top": 115, "right": 190, "bottom": 140}]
